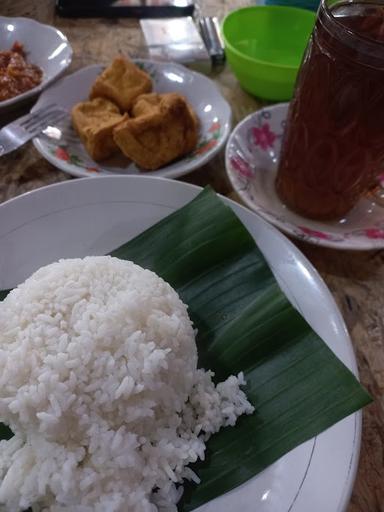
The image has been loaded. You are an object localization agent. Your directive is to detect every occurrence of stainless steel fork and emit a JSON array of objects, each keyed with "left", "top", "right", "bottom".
[{"left": 0, "top": 104, "right": 67, "bottom": 156}]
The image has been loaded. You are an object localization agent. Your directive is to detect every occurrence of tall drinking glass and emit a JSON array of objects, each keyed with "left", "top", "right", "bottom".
[{"left": 275, "top": 0, "right": 384, "bottom": 220}]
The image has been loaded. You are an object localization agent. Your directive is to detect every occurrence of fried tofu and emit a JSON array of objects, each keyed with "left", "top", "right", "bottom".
[
  {"left": 90, "top": 56, "right": 152, "bottom": 111},
  {"left": 130, "top": 93, "right": 162, "bottom": 117},
  {"left": 71, "top": 97, "right": 128, "bottom": 161},
  {"left": 113, "top": 93, "right": 199, "bottom": 170}
]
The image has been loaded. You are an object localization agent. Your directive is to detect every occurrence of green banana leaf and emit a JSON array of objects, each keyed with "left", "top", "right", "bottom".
[
  {"left": 0, "top": 290, "right": 9, "bottom": 301},
  {"left": 0, "top": 187, "right": 371, "bottom": 511}
]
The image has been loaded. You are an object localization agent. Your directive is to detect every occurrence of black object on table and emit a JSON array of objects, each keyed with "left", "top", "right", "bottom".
[{"left": 56, "top": 0, "right": 195, "bottom": 18}]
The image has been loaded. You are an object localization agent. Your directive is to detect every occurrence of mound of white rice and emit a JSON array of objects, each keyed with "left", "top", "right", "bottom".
[{"left": 0, "top": 256, "right": 254, "bottom": 512}]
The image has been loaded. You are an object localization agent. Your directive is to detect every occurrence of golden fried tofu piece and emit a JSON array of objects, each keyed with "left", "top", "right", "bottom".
[
  {"left": 131, "top": 93, "right": 199, "bottom": 153},
  {"left": 130, "top": 93, "right": 162, "bottom": 117},
  {"left": 131, "top": 93, "right": 198, "bottom": 133},
  {"left": 90, "top": 56, "right": 152, "bottom": 111},
  {"left": 114, "top": 93, "right": 199, "bottom": 170},
  {"left": 71, "top": 98, "right": 128, "bottom": 161}
]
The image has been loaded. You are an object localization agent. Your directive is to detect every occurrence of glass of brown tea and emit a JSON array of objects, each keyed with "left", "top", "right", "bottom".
[{"left": 275, "top": 0, "right": 384, "bottom": 221}]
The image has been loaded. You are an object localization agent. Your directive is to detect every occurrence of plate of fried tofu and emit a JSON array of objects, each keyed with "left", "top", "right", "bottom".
[{"left": 32, "top": 56, "right": 231, "bottom": 178}]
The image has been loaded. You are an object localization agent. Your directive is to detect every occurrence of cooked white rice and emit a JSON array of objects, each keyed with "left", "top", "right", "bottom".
[{"left": 0, "top": 256, "right": 254, "bottom": 512}]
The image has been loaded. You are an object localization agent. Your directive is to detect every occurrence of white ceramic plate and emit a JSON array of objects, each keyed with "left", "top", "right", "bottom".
[
  {"left": 0, "top": 16, "right": 72, "bottom": 111},
  {"left": 226, "top": 102, "right": 384, "bottom": 250},
  {"left": 0, "top": 176, "right": 360, "bottom": 512},
  {"left": 32, "top": 62, "right": 231, "bottom": 179}
]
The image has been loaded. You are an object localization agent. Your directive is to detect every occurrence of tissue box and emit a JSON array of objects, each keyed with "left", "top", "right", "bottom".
[{"left": 140, "top": 17, "right": 211, "bottom": 74}]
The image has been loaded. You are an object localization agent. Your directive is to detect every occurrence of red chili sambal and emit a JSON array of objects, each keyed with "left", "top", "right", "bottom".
[{"left": 0, "top": 42, "right": 43, "bottom": 102}]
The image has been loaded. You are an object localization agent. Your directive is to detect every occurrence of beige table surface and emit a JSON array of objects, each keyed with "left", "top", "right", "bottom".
[{"left": 1, "top": 1, "right": 384, "bottom": 511}]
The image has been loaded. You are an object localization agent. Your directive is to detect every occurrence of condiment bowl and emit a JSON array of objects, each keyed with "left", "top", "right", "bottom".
[
  {"left": 0, "top": 16, "right": 72, "bottom": 112},
  {"left": 222, "top": 6, "right": 316, "bottom": 101}
]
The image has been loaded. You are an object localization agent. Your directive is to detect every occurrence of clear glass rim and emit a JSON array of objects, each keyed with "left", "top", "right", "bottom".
[{"left": 320, "top": 0, "right": 384, "bottom": 50}]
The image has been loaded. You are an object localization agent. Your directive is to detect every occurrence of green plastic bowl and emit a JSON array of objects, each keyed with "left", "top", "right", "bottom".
[{"left": 222, "top": 6, "right": 316, "bottom": 101}]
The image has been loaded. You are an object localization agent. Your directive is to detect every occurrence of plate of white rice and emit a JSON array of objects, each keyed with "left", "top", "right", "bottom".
[{"left": 0, "top": 176, "right": 360, "bottom": 512}]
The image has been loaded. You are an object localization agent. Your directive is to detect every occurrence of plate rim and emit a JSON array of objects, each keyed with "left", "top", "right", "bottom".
[
  {"left": 0, "top": 175, "right": 361, "bottom": 512},
  {"left": 225, "top": 102, "right": 384, "bottom": 250},
  {"left": 31, "top": 62, "right": 232, "bottom": 180},
  {"left": 0, "top": 16, "right": 73, "bottom": 110}
]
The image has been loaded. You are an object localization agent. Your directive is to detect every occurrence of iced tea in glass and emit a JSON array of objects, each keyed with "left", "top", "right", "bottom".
[{"left": 275, "top": 0, "right": 384, "bottom": 220}]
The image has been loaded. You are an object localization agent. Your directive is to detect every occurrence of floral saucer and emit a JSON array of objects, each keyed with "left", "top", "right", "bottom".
[
  {"left": 32, "top": 61, "right": 231, "bottom": 179},
  {"left": 226, "top": 102, "right": 384, "bottom": 250}
]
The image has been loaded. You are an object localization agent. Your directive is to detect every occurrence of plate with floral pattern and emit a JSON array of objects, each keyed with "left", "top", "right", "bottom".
[
  {"left": 226, "top": 102, "right": 384, "bottom": 250},
  {"left": 32, "top": 61, "right": 231, "bottom": 179}
]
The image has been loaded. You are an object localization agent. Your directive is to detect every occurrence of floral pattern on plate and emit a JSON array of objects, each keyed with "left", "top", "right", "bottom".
[
  {"left": 225, "top": 103, "right": 384, "bottom": 250},
  {"left": 51, "top": 146, "right": 100, "bottom": 173},
  {"left": 48, "top": 119, "right": 222, "bottom": 174},
  {"left": 32, "top": 61, "right": 231, "bottom": 180}
]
